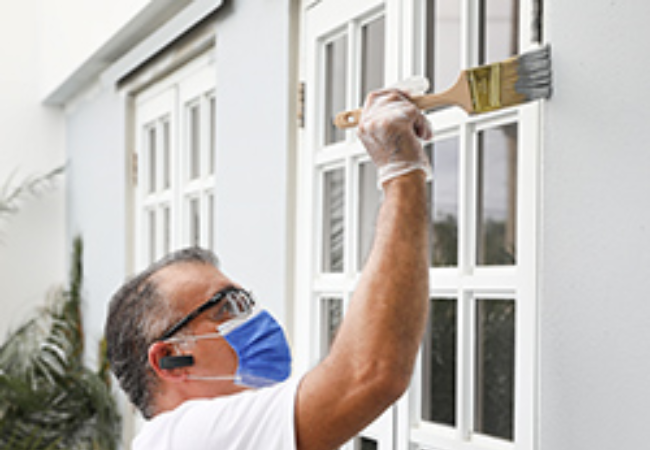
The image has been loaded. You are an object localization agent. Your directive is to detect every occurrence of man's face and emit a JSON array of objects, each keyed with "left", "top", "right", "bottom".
[{"left": 151, "top": 262, "right": 249, "bottom": 397}]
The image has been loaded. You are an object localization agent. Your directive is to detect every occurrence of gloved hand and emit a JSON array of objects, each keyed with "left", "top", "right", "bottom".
[{"left": 357, "top": 88, "right": 433, "bottom": 188}]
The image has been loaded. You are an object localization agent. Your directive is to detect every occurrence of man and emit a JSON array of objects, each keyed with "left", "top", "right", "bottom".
[{"left": 105, "top": 87, "right": 432, "bottom": 450}]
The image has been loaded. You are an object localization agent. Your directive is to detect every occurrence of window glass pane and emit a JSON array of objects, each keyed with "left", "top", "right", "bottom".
[
  {"left": 321, "top": 297, "right": 343, "bottom": 355},
  {"left": 358, "top": 161, "right": 380, "bottom": 269},
  {"left": 189, "top": 103, "right": 201, "bottom": 179},
  {"left": 322, "top": 168, "right": 345, "bottom": 272},
  {"left": 163, "top": 119, "right": 171, "bottom": 189},
  {"left": 479, "top": 0, "right": 519, "bottom": 64},
  {"left": 209, "top": 96, "right": 216, "bottom": 175},
  {"left": 477, "top": 124, "right": 517, "bottom": 266},
  {"left": 163, "top": 205, "right": 171, "bottom": 256},
  {"left": 189, "top": 197, "right": 200, "bottom": 247},
  {"left": 207, "top": 192, "right": 215, "bottom": 250},
  {"left": 360, "top": 16, "right": 385, "bottom": 102},
  {"left": 324, "top": 35, "right": 348, "bottom": 145},
  {"left": 422, "top": 298, "right": 456, "bottom": 426},
  {"left": 148, "top": 209, "right": 156, "bottom": 264},
  {"left": 425, "top": 0, "right": 462, "bottom": 92},
  {"left": 354, "top": 437, "right": 378, "bottom": 450},
  {"left": 474, "top": 299, "right": 515, "bottom": 441},
  {"left": 427, "top": 138, "right": 459, "bottom": 267},
  {"left": 148, "top": 126, "right": 157, "bottom": 193}
]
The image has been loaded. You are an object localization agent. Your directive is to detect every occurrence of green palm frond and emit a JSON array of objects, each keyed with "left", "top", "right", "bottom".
[{"left": 0, "top": 237, "right": 121, "bottom": 450}]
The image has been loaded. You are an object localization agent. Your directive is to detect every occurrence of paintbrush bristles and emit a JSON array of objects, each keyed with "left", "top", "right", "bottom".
[
  {"left": 467, "top": 45, "right": 552, "bottom": 113},
  {"left": 503, "top": 45, "right": 552, "bottom": 105}
]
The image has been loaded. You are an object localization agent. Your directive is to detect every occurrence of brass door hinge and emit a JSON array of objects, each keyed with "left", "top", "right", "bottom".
[
  {"left": 298, "top": 81, "right": 306, "bottom": 128},
  {"left": 132, "top": 152, "right": 138, "bottom": 187}
]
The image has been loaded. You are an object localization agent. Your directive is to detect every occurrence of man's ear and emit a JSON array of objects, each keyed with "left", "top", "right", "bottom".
[{"left": 148, "top": 341, "right": 194, "bottom": 381}]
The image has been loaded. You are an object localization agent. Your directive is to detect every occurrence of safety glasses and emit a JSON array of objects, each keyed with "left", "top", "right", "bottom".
[{"left": 157, "top": 286, "right": 256, "bottom": 342}]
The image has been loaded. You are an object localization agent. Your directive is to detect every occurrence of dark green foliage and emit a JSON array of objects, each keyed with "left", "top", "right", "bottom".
[
  {"left": 423, "top": 299, "right": 457, "bottom": 426},
  {"left": 432, "top": 214, "right": 458, "bottom": 267},
  {"left": 475, "top": 300, "right": 516, "bottom": 440},
  {"left": 0, "top": 237, "right": 121, "bottom": 450},
  {"left": 479, "top": 219, "right": 516, "bottom": 266}
]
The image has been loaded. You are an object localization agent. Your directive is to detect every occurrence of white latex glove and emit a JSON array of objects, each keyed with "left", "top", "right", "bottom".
[
  {"left": 357, "top": 88, "right": 433, "bottom": 188},
  {"left": 390, "top": 76, "right": 430, "bottom": 97}
]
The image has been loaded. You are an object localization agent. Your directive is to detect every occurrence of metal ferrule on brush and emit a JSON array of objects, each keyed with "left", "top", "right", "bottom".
[{"left": 467, "top": 62, "right": 503, "bottom": 113}]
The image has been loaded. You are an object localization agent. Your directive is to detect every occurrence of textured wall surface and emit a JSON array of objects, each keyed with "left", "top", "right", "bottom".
[
  {"left": 212, "top": 0, "right": 296, "bottom": 325},
  {"left": 541, "top": 1, "right": 650, "bottom": 448}
]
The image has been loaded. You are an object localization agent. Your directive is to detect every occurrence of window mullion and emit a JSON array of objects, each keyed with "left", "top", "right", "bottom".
[
  {"left": 347, "top": 20, "right": 358, "bottom": 141},
  {"left": 462, "top": 0, "right": 479, "bottom": 69},
  {"left": 199, "top": 94, "right": 210, "bottom": 249},
  {"left": 171, "top": 86, "right": 182, "bottom": 251},
  {"left": 344, "top": 155, "right": 354, "bottom": 279},
  {"left": 458, "top": 123, "right": 475, "bottom": 275},
  {"left": 457, "top": 289, "right": 474, "bottom": 442}
]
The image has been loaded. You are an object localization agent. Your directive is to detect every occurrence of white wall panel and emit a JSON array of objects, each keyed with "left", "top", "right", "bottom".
[
  {"left": 0, "top": 0, "right": 66, "bottom": 338},
  {"left": 541, "top": 1, "right": 650, "bottom": 449}
]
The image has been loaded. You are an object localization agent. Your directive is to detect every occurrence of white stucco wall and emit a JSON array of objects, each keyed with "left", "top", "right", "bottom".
[
  {"left": 65, "top": 86, "right": 129, "bottom": 367},
  {"left": 0, "top": 0, "right": 160, "bottom": 343},
  {"left": 540, "top": 1, "right": 650, "bottom": 448},
  {"left": 0, "top": 2, "right": 66, "bottom": 338},
  {"left": 212, "top": 0, "right": 297, "bottom": 326},
  {"left": 40, "top": 0, "right": 150, "bottom": 98}
]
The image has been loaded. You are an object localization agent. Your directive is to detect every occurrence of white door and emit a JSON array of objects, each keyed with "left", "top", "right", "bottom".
[{"left": 134, "top": 52, "right": 217, "bottom": 271}]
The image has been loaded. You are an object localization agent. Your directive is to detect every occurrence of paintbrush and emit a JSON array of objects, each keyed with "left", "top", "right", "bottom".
[{"left": 334, "top": 45, "right": 552, "bottom": 129}]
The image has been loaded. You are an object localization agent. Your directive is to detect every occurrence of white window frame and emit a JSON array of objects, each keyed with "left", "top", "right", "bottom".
[
  {"left": 133, "top": 51, "right": 217, "bottom": 272},
  {"left": 298, "top": 1, "right": 542, "bottom": 449},
  {"left": 401, "top": 1, "right": 540, "bottom": 448}
]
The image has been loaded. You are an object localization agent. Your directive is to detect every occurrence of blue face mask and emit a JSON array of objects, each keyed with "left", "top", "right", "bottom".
[
  {"left": 184, "top": 309, "right": 292, "bottom": 388},
  {"left": 224, "top": 310, "right": 292, "bottom": 387}
]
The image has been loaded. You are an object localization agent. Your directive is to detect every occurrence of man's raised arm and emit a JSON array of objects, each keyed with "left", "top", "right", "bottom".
[{"left": 295, "top": 89, "right": 432, "bottom": 450}]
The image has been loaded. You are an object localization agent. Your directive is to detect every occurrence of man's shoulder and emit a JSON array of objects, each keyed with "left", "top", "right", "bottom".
[{"left": 134, "top": 377, "right": 302, "bottom": 450}]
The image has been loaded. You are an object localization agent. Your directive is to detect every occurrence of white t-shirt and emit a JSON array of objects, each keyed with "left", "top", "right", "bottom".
[{"left": 133, "top": 377, "right": 300, "bottom": 450}]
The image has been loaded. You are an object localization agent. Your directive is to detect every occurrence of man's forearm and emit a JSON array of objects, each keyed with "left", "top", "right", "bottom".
[
  {"left": 337, "top": 171, "right": 430, "bottom": 381},
  {"left": 294, "top": 90, "right": 433, "bottom": 450}
]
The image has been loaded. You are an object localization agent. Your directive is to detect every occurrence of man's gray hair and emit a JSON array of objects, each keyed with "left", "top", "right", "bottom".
[{"left": 105, "top": 247, "right": 219, "bottom": 419}]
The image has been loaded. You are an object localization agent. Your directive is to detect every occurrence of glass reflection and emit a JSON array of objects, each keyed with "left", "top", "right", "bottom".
[
  {"left": 354, "top": 437, "right": 378, "bottom": 450},
  {"left": 189, "top": 198, "right": 200, "bottom": 247},
  {"left": 209, "top": 96, "right": 216, "bottom": 175},
  {"left": 189, "top": 104, "right": 201, "bottom": 180},
  {"left": 360, "top": 16, "right": 385, "bottom": 102},
  {"left": 322, "top": 168, "right": 345, "bottom": 272},
  {"left": 148, "top": 209, "right": 156, "bottom": 264},
  {"left": 476, "top": 124, "right": 517, "bottom": 266},
  {"left": 475, "top": 299, "right": 515, "bottom": 441},
  {"left": 163, "top": 120, "right": 171, "bottom": 189},
  {"left": 358, "top": 161, "right": 380, "bottom": 269},
  {"left": 321, "top": 297, "right": 343, "bottom": 356},
  {"left": 148, "top": 126, "right": 157, "bottom": 194},
  {"left": 479, "top": 0, "right": 519, "bottom": 64},
  {"left": 163, "top": 205, "right": 171, "bottom": 256},
  {"left": 324, "top": 35, "right": 348, "bottom": 145},
  {"left": 422, "top": 298, "right": 457, "bottom": 426},
  {"left": 427, "top": 138, "right": 459, "bottom": 267},
  {"left": 425, "top": 0, "right": 461, "bottom": 92},
  {"left": 208, "top": 193, "right": 215, "bottom": 250}
]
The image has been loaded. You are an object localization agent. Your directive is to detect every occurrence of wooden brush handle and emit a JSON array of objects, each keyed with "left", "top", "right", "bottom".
[{"left": 334, "top": 74, "right": 472, "bottom": 129}]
